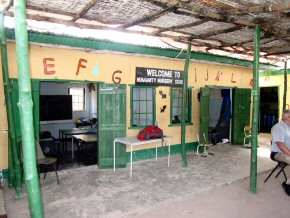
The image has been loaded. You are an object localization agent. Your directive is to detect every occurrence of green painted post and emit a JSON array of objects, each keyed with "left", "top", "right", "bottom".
[
  {"left": 283, "top": 60, "right": 287, "bottom": 110},
  {"left": 7, "top": 136, "right": 14, "bottom": 187},
  {"left": 250, "top": 26, "right": 260, "bottom": 194},
  {"left": 14, "top": 1, "right": 44, "bottom": 217},
  {"left": 0, "top": 12, "right": 22, "bottom": 198},
  {"left": 181, "top": 43, "right": 191, "bottom": 167}
]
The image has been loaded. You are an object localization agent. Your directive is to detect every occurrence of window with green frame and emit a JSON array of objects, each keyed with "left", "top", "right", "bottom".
[
  {"left": 170, "top": 87, "right": 192, "bottom": 124},
  {"left": 131, "top": 86, "right": 155, "bottom": 127}
]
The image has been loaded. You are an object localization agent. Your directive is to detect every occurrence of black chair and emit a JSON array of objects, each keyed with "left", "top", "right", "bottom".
[{"left": 264, "top": 160, "right": 288, "bottom": 183}]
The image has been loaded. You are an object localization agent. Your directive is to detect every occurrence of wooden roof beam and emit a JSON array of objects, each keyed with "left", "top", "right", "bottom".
[
  {"left": 151, "top": 0, "right": 290, "bottom": 38},
  {"left": 195, "top": 26, "right": 241, "bottom": 39},
  {"left": 120, "top": 4, "right": 177, "bottom": 29},
  {"left": 26, "top": 5, "right": 75, "bottom": 17},
  {"left": 71, "top": 0, "right": 100, "bottom": 22},
  {"left": 265, "top": 50, "right": 290, "bottom": 56},
  {"left": 154, "top": 18, "right": 210, "bottom": 34},
  {"left": 226, "top": 2, "right": 290, "bottom": 15},
  {"left": 5, "top": 11, "right": 193, "bottom": 43}
]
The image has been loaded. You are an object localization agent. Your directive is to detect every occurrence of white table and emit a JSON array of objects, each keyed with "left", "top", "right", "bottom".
[{"left": 113, "top": 136, "right": 172, "bottom": 178}]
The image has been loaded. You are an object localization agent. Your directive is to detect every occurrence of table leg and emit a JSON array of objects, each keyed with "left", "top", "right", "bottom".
[
  {"left": 168, "top": 139, "right": 171, "bottom": 167},
  {"left": 130, "top": 145, "right": 133, "bottom": 178},
  {"left": 72, "top": 137, "right": 74, "bottom": 159},
  {"left": 155, "top": 143, "right": 158, "bottom": 162},
  {"left": 113, "top": 140, "right": 116, "bottom": 172},
  {"left": 61, "top": 132, "right": 64, "bottom": 152}
]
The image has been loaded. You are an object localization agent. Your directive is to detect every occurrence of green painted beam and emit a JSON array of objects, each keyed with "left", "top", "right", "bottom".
[
  {"left": 0, "top": 12, "right": 22, "bottom": 198},
  {"left": 250, "top": 26, "right": 260, "bottom": 194},
  {"left": 260, "top": 69, "right": 290, "bottom": 77},
  {"left": 181, "top": 43, "right": 191, "bottom": 167},
  {"left": 14, "top": 1, "right": 44, "bottom": 217},
  {"left": 4, "top": 28, "right": 277, "bottom": 70}
]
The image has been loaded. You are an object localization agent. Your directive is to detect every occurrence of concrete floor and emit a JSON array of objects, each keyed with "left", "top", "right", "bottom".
[{"left": 3, "top": 134, "right": 284, "bottom": 218}]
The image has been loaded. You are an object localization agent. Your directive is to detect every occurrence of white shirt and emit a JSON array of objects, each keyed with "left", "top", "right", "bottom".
[{"left": 271, "top": 121, "right": 290, "bottom": 152}]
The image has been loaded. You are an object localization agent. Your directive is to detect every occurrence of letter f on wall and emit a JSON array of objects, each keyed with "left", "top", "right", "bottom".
[{"left": 76, "top": 58, "right": 88, "bottom": 75}]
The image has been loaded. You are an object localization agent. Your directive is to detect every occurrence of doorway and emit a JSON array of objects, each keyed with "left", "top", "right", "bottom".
[
  {"left": 259, "top": 87, "right": 279, "bottom": 133},
  {"left": 200, "top": 87, "right": 251, "bottom": 145},
  {"left": 200, "top": 87, "right": 232, "bottom": 144},
  {"left": 39, "top": 81, "right": 98, "bottom": 169}
]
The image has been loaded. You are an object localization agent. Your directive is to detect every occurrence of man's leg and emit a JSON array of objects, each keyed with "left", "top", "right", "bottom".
[{"left": 274, "top": 153, "right": 290, "bottom": 184}]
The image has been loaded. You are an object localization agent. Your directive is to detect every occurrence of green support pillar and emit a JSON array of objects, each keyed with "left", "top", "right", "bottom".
[
  {"left": 0, "top": 12, "right": 22, "bottom": 198},
  {"left": 14, "top": 0, "right": 44, "bottom": 217},
  {"left": 250, "top": 25, "right": 260, "bottom": 193},
  {"left": 283, "top": 60, "right": 288, "bottom": 110},
  {"left": 181, "top": 42, "right": 191, "bottom": 167}
]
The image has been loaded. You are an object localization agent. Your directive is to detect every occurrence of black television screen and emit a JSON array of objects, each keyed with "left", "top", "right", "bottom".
[{"left": 40, "top": 95, "right": 73, "bottom": 121}]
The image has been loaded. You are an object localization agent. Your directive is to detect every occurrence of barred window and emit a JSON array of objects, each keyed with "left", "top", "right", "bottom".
[
  {"left": 171, "top": 88, "right": 191, "bottom": 124},
  {"left": 69, "top": 88, "right": 85, "bottom": 111},
  {"left": 131, "top": 87, "right": 155, "bottom": 127}
]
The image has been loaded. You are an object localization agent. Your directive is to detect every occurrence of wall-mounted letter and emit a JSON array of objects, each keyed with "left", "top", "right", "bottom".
[
  {"left": 231, "top": 73, "right": 236, "bottom": 83},
  {"left": 205, "top": 69, "right": 209, "bottom": 81},
  {"left": 112, "top": 70, "right": 122, "bottom": 84},
  {"left": 215, "top": 71, "right": 222, "bottom": 81},
  {"left": 76, "top": 58, "right": 88, "bottom": 75},
  {"left": 43, "top": 58, "right": 56, "bottom": 75},
  {"left": 250, "top": 79, "right": 254, "bottom": 87}
]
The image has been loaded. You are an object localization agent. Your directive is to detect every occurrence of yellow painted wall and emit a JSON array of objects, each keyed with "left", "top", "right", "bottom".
[
  {"left": 0, "top": 42, "right": 256, "bottom": 168},
  {"left": 0, "top": 60, "right": 8, "bottom": 169}
]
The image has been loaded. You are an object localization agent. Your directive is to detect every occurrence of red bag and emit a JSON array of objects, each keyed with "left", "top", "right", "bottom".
[{"left": 137, "top": 126, "right": 163, "bottom": 141}]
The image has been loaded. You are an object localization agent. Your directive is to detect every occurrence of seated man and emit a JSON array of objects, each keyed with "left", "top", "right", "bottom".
[{"left": 271, "top": 109, "right": 290, "bottom": 196}]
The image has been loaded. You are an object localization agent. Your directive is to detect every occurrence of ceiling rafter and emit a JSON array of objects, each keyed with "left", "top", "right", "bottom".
[
  {"left": 153, "top": 18, "right": 210, "bottom": 34},
  {"left": 195, "top": 26, "right": 241, "bottom": 39},
  {"left": 225, "top": 2, "right": 290, "bottom": 15},
  {"left": 4, "top": 10, "right": 192, "bottom": 42},
  {"left": 150, "top": 0, "right": 290, "bottom": 38},
  {"left": 120, "top": 4, "right": 178, "bottom": 29},
  {"left": 71, "top": 0, "right": 100, "bottom": 22}
]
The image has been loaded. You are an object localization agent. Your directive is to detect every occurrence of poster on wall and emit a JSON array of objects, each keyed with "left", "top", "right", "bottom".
[{"left": 135, "top": 67, "right": 184, "bottom": 87}]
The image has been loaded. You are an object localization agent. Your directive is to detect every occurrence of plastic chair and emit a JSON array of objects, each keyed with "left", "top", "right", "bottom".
[
  {"left": 196, "top": 134, "right": 212, "bottom": 156},
  {"left": 36, "top": 140, "right": 60, "bottom": 184},
  {"left": 243, "top": 125, "right": 252, "bottom": 147}
]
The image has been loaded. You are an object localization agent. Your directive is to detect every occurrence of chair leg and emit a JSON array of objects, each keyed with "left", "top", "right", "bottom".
[
  {"left": 196, "top": 145, "right": 200, "bottom": 154},
  {"left": 264, "top": 164, "right": 280, "bottom": 183},
  {"left": 275, "top": 168, "right": 284, "bottom": 178},
  {"left": 54, "top": 163, "right": 60, "bottom": 184}
]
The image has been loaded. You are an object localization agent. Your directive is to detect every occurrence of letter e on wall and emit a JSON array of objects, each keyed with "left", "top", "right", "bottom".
[{"left": 43, "top": 58, "right": 56, "bottom": 75}]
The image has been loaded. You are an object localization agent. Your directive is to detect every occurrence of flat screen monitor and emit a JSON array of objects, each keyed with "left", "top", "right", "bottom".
[{"left": 40, "top": 95, "right": 72, "bottom": 121}]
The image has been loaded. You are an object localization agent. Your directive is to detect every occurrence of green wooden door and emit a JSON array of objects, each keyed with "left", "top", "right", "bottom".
[
  {"left": 98, "top": 83, "right": 126, "bottom": 168},
  {"left": 10, "top": 79, "right": 40, "bottom": 142},
  {"left": 200, "top": 87, "right": 210, "bottom": 139},
  {"left": 232, "top": 88, "right": 251, "bottom": 144}
]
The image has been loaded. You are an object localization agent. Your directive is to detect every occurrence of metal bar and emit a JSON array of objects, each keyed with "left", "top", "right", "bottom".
[
  {"left": 0, "top": 12, "right": 22, "bottom": 198},
  {"left": 283, "top": 60, "right": 288, "bottom": 110},
  {"left": 181, "top": 42, "right": 191, "bottom": 167},
  {"left": 14, "top": 0, "right": 44, "bottom": 217},
  {"left": 250, "top": 25, "right": 260, "bottom": 194}
]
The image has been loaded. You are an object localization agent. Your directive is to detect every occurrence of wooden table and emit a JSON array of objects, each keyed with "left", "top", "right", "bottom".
[
  {"left": 59, "top": 128, "right": 93, "bottom": 152},
  {"left": 71, "top": 134, "right": 97, "bottom": 159}
]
